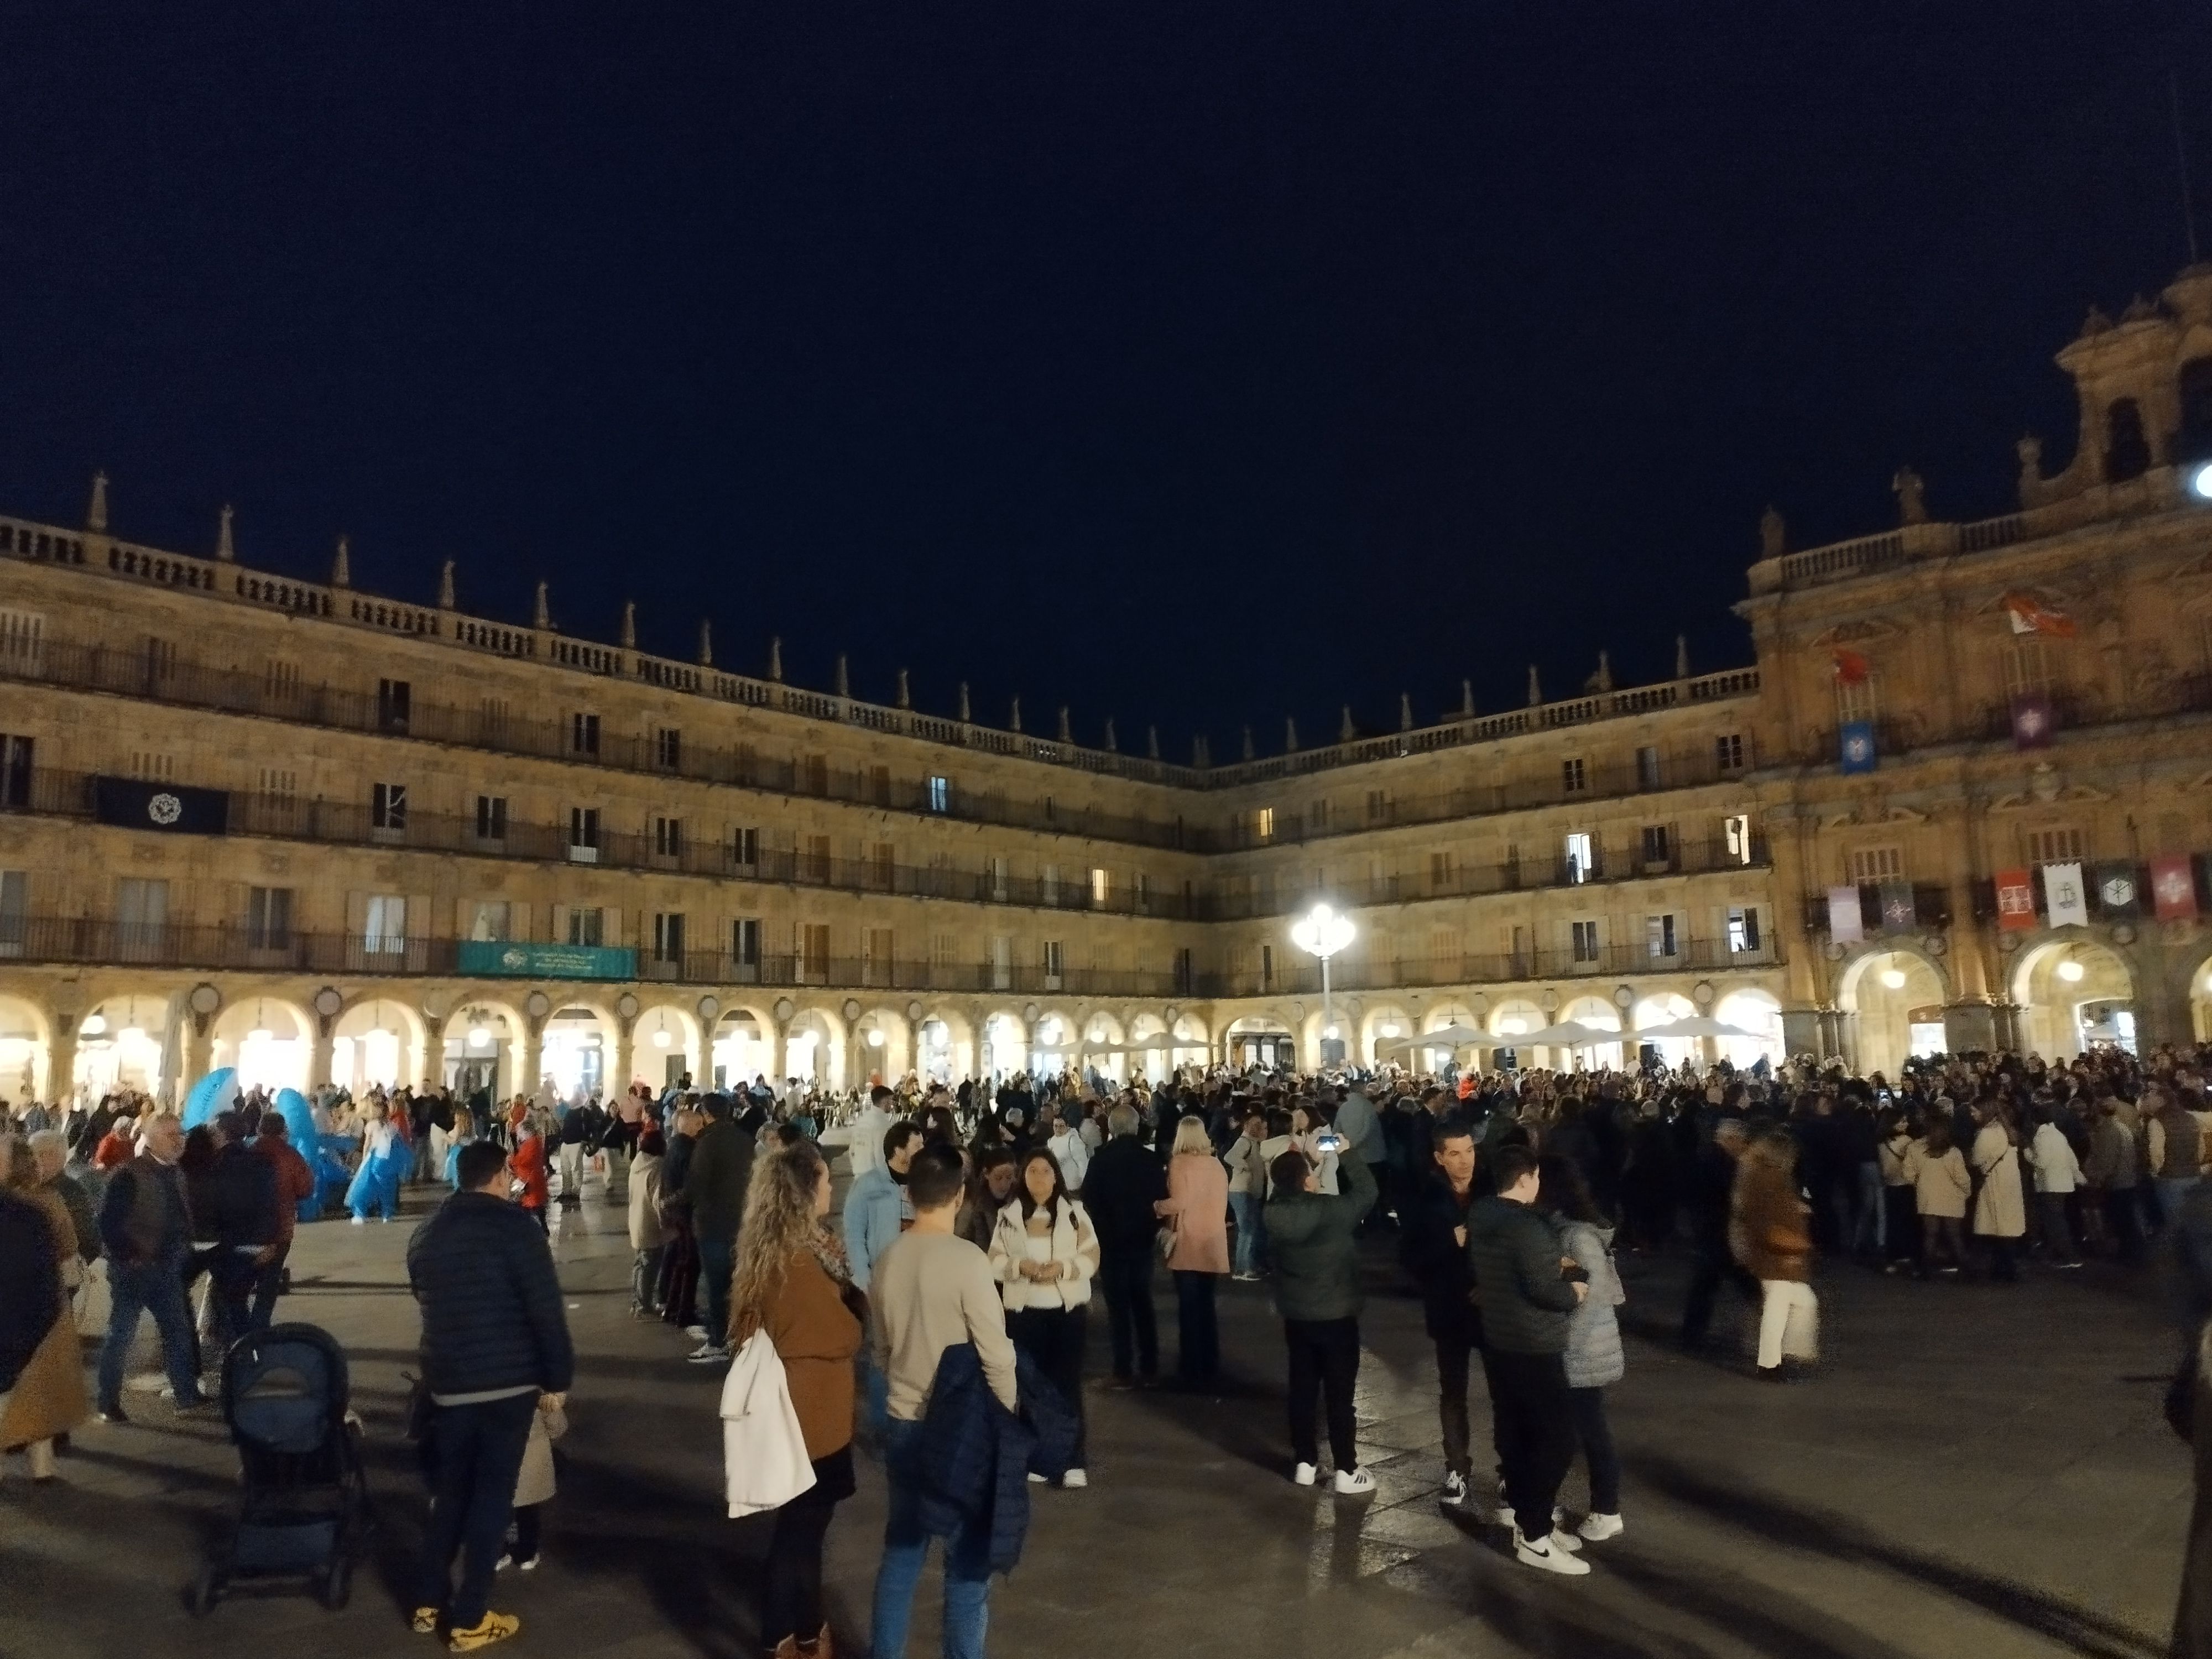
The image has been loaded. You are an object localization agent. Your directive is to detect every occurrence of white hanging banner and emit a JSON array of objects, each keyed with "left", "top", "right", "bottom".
[
  {"left": 1827, "top": 884, "right": 1864, "bottom": 945},
  {"left": 2044, "top": 860, "right": 2089, "bottom": 928}
]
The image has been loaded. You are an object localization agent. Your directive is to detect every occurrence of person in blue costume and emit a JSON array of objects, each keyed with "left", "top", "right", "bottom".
[
  {"left": 269, "top": 1088, "right": 326, "bottom": 1226},
  {"left": 444, "top": 1104, "right": 479, "bottom": 1188},
  {"left": 346, "top": 1098, "right": 409, "bottom": 1223}
]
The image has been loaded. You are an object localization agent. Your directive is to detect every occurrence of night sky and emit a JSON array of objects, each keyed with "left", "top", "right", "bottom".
[{"left": 4, "top": 6, "right": 2207, "bottom": 757}]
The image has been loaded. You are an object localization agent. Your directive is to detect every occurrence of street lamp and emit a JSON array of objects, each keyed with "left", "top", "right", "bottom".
[{"left": 1291, "top": 902, "right": 1356, "bottom": 1066}]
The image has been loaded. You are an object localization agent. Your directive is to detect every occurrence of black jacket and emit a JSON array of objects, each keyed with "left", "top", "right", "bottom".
[
  {"left": 684, "top": 1117, "right": 757, "bottom": 1243},
  {"left": 1465, "top": 1195, "right": 1580, "bottom": 1355},
  {"left": 206, "top": 1141, "right": 279, "bottom": 1251},
  {"left": 1400, "top": 1173, "right": 1480, "bottom": 1340},
  {"left": 407, "top": 1191, "right": 576, "bottom": 1399},
  {"left": 1081, "top": 1134, "right": 1168, "bottom": 1254},
  {"left": 0, "top": 1191, "right": 60, "bottom": 1392}
]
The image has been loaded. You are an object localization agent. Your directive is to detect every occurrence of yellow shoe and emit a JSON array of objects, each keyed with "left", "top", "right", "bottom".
[
  {"left": 411, "top": 1607, "right": 440, "bottom": 1636},
  {"left": 448, "top": 1612, "right": 520, "bottom": 1652}
]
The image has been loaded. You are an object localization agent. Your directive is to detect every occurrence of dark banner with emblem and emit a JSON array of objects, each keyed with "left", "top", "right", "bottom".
[{"left": 91, "top": 775, "right": 230, "bottom": 836}]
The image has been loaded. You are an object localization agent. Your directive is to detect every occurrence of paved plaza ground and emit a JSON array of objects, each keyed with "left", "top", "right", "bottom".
[{"left": 0, "top": 1173, "right": 2193, "bottom": 1659}]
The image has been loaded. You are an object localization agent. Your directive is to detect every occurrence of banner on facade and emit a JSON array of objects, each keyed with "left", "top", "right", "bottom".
[
  {"left": 2153, "top": 853, "right": 2200, "bottom": 921},
  {"left": 2009, "top": 690, "right": 2054, "bottom": 750},
  {"left": 456, "top": 941, "right": 638, "bottom": 979},
  {"left": 2043, "top": 860, "right": 2089, "bottom": 928},
  {"left": 1839, "top": 721, "right": 1876, "bottom": 774},
  {"left": 1877, "top": 879, "right": 1917, "bottom": 934},
  {"left": 91, "top": 775, "right": 230, "bottom": 836},
  {"left": 1994, "top": 867, "right": 2037, "bottom": 931},
  {"left": 2094, "top": 862, "right": 2142, "bottom": 920},
  {"left": 1827, "top": 884, "right": 1864, "bottom": 943}
]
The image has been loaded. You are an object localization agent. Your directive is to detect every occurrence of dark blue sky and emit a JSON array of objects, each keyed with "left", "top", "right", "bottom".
[{"left": 3, "top": 4, "right": 2205, "bottom": 754}]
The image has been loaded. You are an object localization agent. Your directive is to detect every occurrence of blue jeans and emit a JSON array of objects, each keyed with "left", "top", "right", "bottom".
[
  {"left": 99, "top": 1257, "right": 205, "bottom": 1409},
  {"left": 699, "top": 1237, "right": 735, "bottom": 1346},
  {"left": 1229, "top": 1191, "right": 1264, "bottom": 1276},
  {"left": 2161, "top": 1177, "right": 2199, "bottom": 1232},
  {"left": 870, "top": 1416, "right": 992, "bottom": 1659}
]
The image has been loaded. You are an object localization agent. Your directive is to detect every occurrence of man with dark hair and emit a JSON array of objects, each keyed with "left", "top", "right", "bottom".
[
  {"left": 847, "top": 1083, "right": 898, "bottom": 1179},
  {"left": 1402, "top": 1117, "right": 1484, "bottom": 1506},
  {"left": 1467, "top": 1143, "right": 1589, "bottom": 1575},
  {"left": 681, "top": 1093, "right": 756, "bottom": 1365},
  {"left": 203, "top": 1109, "right": 279, "bottom": 1359},
  {"left": 1681, "top": 1118, "right": 1759, "bottom": 1348},
  {"left": 868, "top": 1140, "right": 1018, "bottom": 1658},
  {"left": 1079, "top": 1102, "right": 1167, "bottom": 1387},
  {"left": 249, "top": 1113, "right": 316, "bottom": 1331},
  {"left": 408, "top": 1136, "right": 573, "bottom": 1650}
]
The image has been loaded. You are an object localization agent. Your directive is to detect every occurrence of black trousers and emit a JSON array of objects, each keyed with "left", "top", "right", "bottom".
[
  {"left": 1173, "top": 1270, "right": 1219, "bottom": 1384},
  {"left": 1882, "top": 1186, "right": 1919, "bottom": 1262},
  {"left": 1284, "top": 1316, "right": 1361, "bottom": 1472},
  {"left": 1008, "top": 1305, "right": 1089, "bottom": 1465},
  {"left": 413, "top": 1392, "right": 537, "bottom": 1630},
  {"left": 1681, "top": 1245, "right": 1760, "bottom": 1345},
  {"left": 762, "top": 1448, "right": 852, "bottom": 1646},
  {"left": 510, "top": 1502, "right": 542, "bottom": 1563},
  {"left": 1433, "top": 1321, "right": 1486, "bottom": 1480},
  {"left": 1097, "top": 1248, "right": 1158, "bottom": 1380},
  {"left": 1483, "top": 1348, "right": 1575, "bottom": 1541},
  {"left": 1566, "top": 1385, "right": 1620, "bottom": 1514}
]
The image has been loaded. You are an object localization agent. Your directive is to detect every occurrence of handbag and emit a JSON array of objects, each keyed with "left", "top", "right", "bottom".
[{"left": 1157, "top": 1217, "right": 1179, "bottom": 1260}]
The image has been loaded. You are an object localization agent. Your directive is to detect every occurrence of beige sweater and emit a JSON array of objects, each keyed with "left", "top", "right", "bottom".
[{"left": 870, "top": 1229, "right": 1019, "bottom": 1422}]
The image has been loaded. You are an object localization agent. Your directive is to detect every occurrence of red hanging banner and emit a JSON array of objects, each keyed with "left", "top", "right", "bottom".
[{"left": 1994, "top": 867, "right": 2038, "bottom": 931}]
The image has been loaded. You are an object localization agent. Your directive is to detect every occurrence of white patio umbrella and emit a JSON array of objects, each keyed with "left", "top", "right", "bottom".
[
  {"left": 1627, "top": 1016, "right": 1766, "bottom": 1042},
  {"left": 1376, "top": 1021, "right": 1491, "bottom": 1053},
  {"left": 1493, "top": 1020, "right": 1621, "bottom": 1050}
]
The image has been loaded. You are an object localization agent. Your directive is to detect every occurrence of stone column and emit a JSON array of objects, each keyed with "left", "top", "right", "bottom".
[
  {"left": 180, "top": 1010, "right": 215, "bottom": 1097},
  {"left": 1780, "top": 1007, "right": 1823, "bottom": 1063},
  {"left": 420, "top": 1015, "right": 447, "bottom": 1093},
  {"left": 771, "top": 1019, "right": 791, "bottom": 1088},
  {"left": 1942, "top": 1002, "right": 1998, "bottom": 1055},
  {"left": 43, "top": 1018, "right": 78, "bottom": 1105},
  {"left": 521, "top": 1016, "right": 546, "bottom": 1095},
  {"left": 612, "top": 1018, "right": 637, "bottom": 1099},
  {"left": 309, "top": 1020, "right": 335, "bottom": 1091}
]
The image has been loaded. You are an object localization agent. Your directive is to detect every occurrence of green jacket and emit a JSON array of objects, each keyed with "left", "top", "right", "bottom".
[
  {"left": 1264, "top": 1154, "right": 1377, "bottom": 1323},
  {"left": 1465, "top": 1194, "right": 1581, "bottom": 1354}
]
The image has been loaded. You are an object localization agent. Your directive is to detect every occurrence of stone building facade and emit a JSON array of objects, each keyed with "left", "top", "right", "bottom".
[{"left": 6, "top": 267, "right": 2212, "bottom": 1103}]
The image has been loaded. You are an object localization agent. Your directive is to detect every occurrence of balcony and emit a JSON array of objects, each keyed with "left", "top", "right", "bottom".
[{"left": 1201, "top": 935, "right": 1785, "bottom": 1000}]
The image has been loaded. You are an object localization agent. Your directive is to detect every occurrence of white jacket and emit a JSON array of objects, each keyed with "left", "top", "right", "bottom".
[
  {"left": 721, "top": 1332, "right": 816, "bottom": 1519},
  {"left": 1046, "top": 1128, "right": 1090, "bottom": 1192},
  {"left": 987, "top": 1197, "right": 1102, "bottom": 1312},
  {"left": 2025, "top": 1123, "right": 2082, "bottom": 1194},
  {"left": 841, "top": 1103, "right": 894, "bottom": 1178}
]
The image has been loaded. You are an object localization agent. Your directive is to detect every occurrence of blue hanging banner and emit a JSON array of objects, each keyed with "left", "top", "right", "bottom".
[{"left": 1839, "top": 721, "right": 1877, "bottom": 774}]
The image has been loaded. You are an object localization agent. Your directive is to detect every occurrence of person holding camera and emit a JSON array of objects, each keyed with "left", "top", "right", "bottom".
[
  {"left": 1264, "top": 1128, "right": 1378, "bottom": 1494},
  {"left": 1466, "top": 1143, "right": 1591, "bottom": 1575}
]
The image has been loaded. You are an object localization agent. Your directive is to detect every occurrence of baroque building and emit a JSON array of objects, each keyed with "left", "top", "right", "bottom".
[{"left": 6, "top": 267, "right": 2212, "bottom": 1103}]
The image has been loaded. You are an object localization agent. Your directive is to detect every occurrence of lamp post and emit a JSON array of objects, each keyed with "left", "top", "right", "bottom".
[{"left": 1291, "top": 902, "right": 1356, "bottom": 1068}]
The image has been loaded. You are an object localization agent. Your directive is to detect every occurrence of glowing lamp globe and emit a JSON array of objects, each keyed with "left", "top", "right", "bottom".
[
  {"left": 1291, "top": 904, "right": 1355, "bottom": 959},
  {"left": 2056, "top": 959, "right": 2085, "bottom": 983},
  {"left": 2192, "top": 461, "right": 2212, "bottom": 500},
  {"left": 1879, "top": 968, "right": 1907, "bottom": 990}
]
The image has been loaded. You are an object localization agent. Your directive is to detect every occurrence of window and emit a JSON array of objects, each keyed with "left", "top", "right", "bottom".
[
  {"left": 0, "top": 869, "right": 24, "bottom": 954},
  {"left": 799, "top": 923, "right": 831, "bottom": 982},
  {"left": 130, "top": 751, "right": 176, "bottom": 782},
  {"left": 568, "top": 807, "right": 600, "bottom": 862},
  {"left": 377, "top": 678, "right": 411, "bottom": 733},
  {"left": 1716, "top": 733, "right": 1746, "bottom": 773},
  {"left": 1366, "top": 789, "right": 1394, "bottom": 824},
  {"left": 1646, "top": 913, "right": 1678, "bottom": 959},
  {"left": 1430, "top": 851, "right": 1457, "bottom": 891},
  {"left": 1307, "top": 798, "right": 1331, "bottom": 834},
  {"left": 570, "top": 712, "right": 601, "bottom": 756},
  {"left": 0, "top": 608, "right": 44, "bottom": 672},
  {"left": 1133, "top": 872, "right": 1150, "bottom": 911},
  {"left": 653, "top": 912, "right": 686, "bottom": 963},
  {"left": 1042, "top": 864, "right": 1061, "bottom": 905},
  {"left": 1848, "top": 846, "right": 1904, "bottom": 884},
  {"left": 2106, "top": 397, "right": 2151, "bottom": 483},
  {"left": 1562, "top": 757, "right": 1588, "bottom": 794},
  {"left": 364, "top": 893, "right": 406, "bottom": 956},
  {"left": 731, "top": 827, "right": 760, "bottom": 868},
  {"left": 1042, "top": 940, "right": 1065, "bottom": 985},
  {"left": 478, "top": 697, "right": 511, "bottom": 743},
  {"left": 258, "top": 768, "right": 298, "bottom": 808},
  {"left": 1837, "top": 675, "right": 1876, "bottom": 726},
  {"left": 1254, "top": 807, "right": 1276, "bottom": 843},
  {"left": 1259, "top": 943, "right": 1274, "bottom": 990},
  {"left": 863, "top": 927, "right": 894, "bottom": 985},
  {"left": 371, "top": 782, "right": 408, "bottom": 831},
  {"left": 1090, "top": 867, "right": 1110, "bottom": 905},
  {"left": 926, "top": 774, "right": 951, "bottom": 813},
  {"left": 117, "top": 877, "right": 168, "bottom": 953},
  {"left": 801, "top": 753, "right": 828, "bottom": 796},
  {"left": 871, "top": 842, "right": 896, "bottom": 889},
  {"left": 730, "top": 917, "right": 761, "bottom": 967},
  {"left": 466, "top": 900, "right": 511, "bottom": 942},
  {"left": 1564, "top": 831, "right": 1594, "bottom": 884},
  {"left": 869, "top": 765, "right": 892, "bottom": 807},
  {"left": 929, "top": 932, "right": 957, "bottom": 969},
  {"left": 1640, "top": 825, "right": 1672, "bottom": 866},
  {"left": 1571, "top": 920, "right": 1600, "bottom": 963},
  {"left": 247, "top": 886, "right": 294, "bottom": 950},
  {"left": 803, "top": 835, "right": 831, "bottom": 883},
  {"left": 143, "top": 636, "right": 176, "bottom": 684},
  {"left": 654, "top": 727, "right": 682, "bottom": 770},
  {"left": 1636, "top": 746, "right": 1661, "bottom": 790},
  {"left": 565, "top": 906, "right": 604, "bottom": 947},
  {"left": 989, "top": 855, "right": 1009, "bottom": 901},
  {"left": 0, "top": 734, "right": 31, "bottom": 807},
  {"left": 1728, "top": 905, "right": 1763, "bottom": 954},
  {"left": 1724, "top": 813, "right": 1755, "bottom": 864},
  {"left": 1042, "top": 795, "right": 1057, "bottom": 825},
  {"left": 1173, "top": 946, "right": 1194, "bottom": 995},
  {"left": 654, "top": 816, "right": 685, "bottom": 859},
  {"left": 265, "top": 659, "right": 301, "bottom": 700},
  {"left": 475, "top": 795, "right": 508, "bottom": 843},
  {"left": 2026, "top": 827, "right": 2085, "bottom": 864}
]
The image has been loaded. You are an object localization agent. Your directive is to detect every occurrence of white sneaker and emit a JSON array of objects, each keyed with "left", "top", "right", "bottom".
[
  {"left": 685, "top": 1344, "right": 729, "bottom": 1365},
  {"left": 1332, "top": 1467, "right": 1375, "bottom": 1496},
  {"left": 1060, "top": 1468, "right": 1087, "bottom": 1489},
  {"left": 349, "top": 1216, "right": 367, "bottom": 1227},
  {"left": 1292, "top": 1461, "right": 1318, "bottom": 1487},
  {"left": 684, "top": 1325, "right": 709, "bottom": 1342},
  {"left": 1548, "top": 1527, "right": 1585, "bottom": 1554},
  {"left": 1513, "top": 1527, "right": 1592, "bottom": 1576},
  {"left": 1578, "top": 1512, "right": 1624, "bottom": 1541},
  {"left": 1440, "top": 1470, "right": 1470, "bottom": 1506},
  {"left": 1026, "top": 1472, "right": 1046, "bottom": 1484}
]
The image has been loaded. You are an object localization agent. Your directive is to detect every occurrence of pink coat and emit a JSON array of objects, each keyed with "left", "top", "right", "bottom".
[{"left": 1160, "top": 1152, "right": 1231, "bottom": 1275}]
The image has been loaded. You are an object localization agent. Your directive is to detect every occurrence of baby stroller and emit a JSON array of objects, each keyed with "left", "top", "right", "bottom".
[{"left": 187, "top": 1322, "right": 369, "bottom": 1615}]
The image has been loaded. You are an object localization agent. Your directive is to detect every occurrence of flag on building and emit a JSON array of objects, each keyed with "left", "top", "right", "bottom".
[
  {"left": 2043, "top": 860, "right": 2089, "bottom": 927},
  {"left": 1832, "top": 648, "right": 1871, "bottom": 685},
  {"left": 1839, "top": 721, "right": 1876, "bottom": 774},
  {"left": 90, "top": 776, "right": 230, "bottom": 836},
  {"left": 2094, "top": 862, "right": 2141, "bottom": 919},
  {"left": 1994, "top": 867, "right": 2037, "bottom": 930},
  {"left": 1827, "top": 884, "right": 1864, "bottom": 944},
  {"left": 2152, "top": 853, "right": 2200, "bottom": 921},
  {"left": 2009, "top": 690, "right": 2054, "bottom": 750},
  {"left": 2004, "top": 593, "right": 2078, "bottom": 637},
  {"left": 1878, "top": 879, "right": 1916, "bottom": 933}
]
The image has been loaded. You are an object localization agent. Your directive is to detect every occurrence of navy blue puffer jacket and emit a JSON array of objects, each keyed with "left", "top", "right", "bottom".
[{"left": 406, "top": 1192, "right": 575, "bottom": 1399}]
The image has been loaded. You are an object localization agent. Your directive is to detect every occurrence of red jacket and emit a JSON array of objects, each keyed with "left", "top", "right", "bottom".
[
  {"left": 509, "top": 1131, "right": 549, "bottom": 1210},
  {"left": 253, "top": 1136, "right": 316, "bottom": 1246}
]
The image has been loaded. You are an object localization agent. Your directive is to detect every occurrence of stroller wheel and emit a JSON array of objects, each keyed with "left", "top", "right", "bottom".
[
  {"left": 320, "top": 1556, "right": 352, "bottom": 1611},
  {"left": 187, "top": 1565, "right": 222, "bottom": 1616}
]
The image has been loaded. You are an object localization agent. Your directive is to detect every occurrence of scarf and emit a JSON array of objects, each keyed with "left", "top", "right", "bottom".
[{"left": 806, "top": 1224, "right": 853, "bottom": 1288}]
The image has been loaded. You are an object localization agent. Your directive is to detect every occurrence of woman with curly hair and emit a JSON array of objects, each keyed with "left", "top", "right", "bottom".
[
  {"left": 731, "top": 1138, "right": 864, "bottom": 1659},
  {"left": 1729, "top": 1129, "right": 1817, "bottom": 1381}
]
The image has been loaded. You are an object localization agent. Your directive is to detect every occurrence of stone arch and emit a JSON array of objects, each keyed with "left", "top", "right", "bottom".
[
  {"left": 74, "top": 990, "right": 177, "bottom": 1100},
  {"left": 853, "top": 1006, "right": 911, "bottom": 1087},
  {"left": 1360, "top": 1002, "right": 1416, "bottom": 1067},
  {"left": 634, "top": 1001, "right": 706, "bottom": 1092},
  {"left": 1714, "top": 988, "right": 1786, "bottom": 1069},
  {"left": 1031, "top": 1008, "right": 1081, "bottom": 1076},
  {"left": 210, "top": 994, "right": 315, "bottom": 1096},
  {"left": 538, "top": 999, "right": 618, "bottom": 1102},
  {"left": 1225, "top": 1013, "right": 1297, "bottom": 1072},
  {"left": 1835, "top": 945, "right": 1952, "bottom": 1078},
  {"left": 1081, "top": 1010, "right": 1126, "bottom": 1084},
  {"left": 1558, "top": 994, "right": 1624, "bottom": 1071},
  {"left": 445, "top": 997, "right": 530, "bottom": 1110},
  {"left": 0, "top": 993, "right": 49, "bottom": 1104},
  {"left": 785, "top": 1004, "right": 848, "bottom": 1091},
  {"left": 916, "top": 1006, "right": 972, "bottom": 1086},
  {"left": 980, "top": 1010, "right": 1027, "bottom": 1079},
  {"left": 333, "top": 994, "right": 430, "bottom": 1094},
  {"left": 1629, "top": 992, "right": 1698, "bottom": 1067},
  {"left": 711, "top": 1005, "right": 775, "bottom": 1090},
  {"left": 2010, "top": 936, "right": 2137, "bottom": 1061}
]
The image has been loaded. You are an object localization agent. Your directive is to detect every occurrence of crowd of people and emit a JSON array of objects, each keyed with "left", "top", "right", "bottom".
[{"left": 6, "top": 1035, "right": 2211, "bottom": 1651}]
